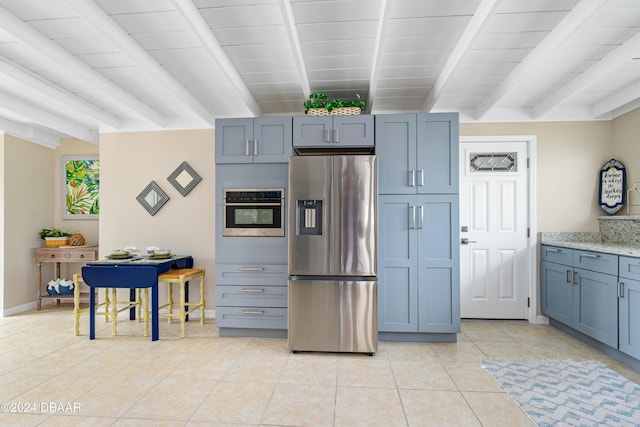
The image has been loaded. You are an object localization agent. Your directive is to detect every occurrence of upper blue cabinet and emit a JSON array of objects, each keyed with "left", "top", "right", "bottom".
[
  {"left": 376, "top": 113, "right": 459, "bottom": 194},
  {"left": 293, "top": 115, "right": 374, "bottom": 148},
  {"left": 215, "top": 117, "right": 292, "bottom": 164}
]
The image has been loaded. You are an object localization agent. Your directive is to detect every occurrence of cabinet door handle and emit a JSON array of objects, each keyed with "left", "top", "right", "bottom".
[
  {"left": 241, "top": 310, "right": 265, "bottom": 315},
  {"left": 417, "top": 205, "right": 424, "bottom": 229},
  {"left": 240, "top": 289, "right": 265, "bottom": 293},
  {"left": 417, "top": 169, "right": 424, "bottom": 187},
  {"left": 580, "top": 253, "right": 600, "bottom": 259},
  {"left": 546, "top": 248, "right": 561, "bottom": 253},
  {"left": 245, "top": 139, "right": 251, "bottom": 156},
  {"left": 618, "top": 282, "right": 625, "bottom": 298},
  {"left": 333, "top": 129, "right": 339, "bottom": 143},
  {"left": 409, "top": 206, "right": 416, "bottom": 229},
  {"left": 50, "top": 254, "right": 56, "bottom": 258},
  {"left": 566, "top": 270, "right": 572, "bottom": 283},
  {"left": 80, "top": 254, "right": 85, "bottom": 259},
  {"left": 323, "top": 130, "right": 331, "bottom": 143},
  {"left": 253, "top": 139, "right": 258, "bottom": 156},
  {"left": 572, "top": 271, "right": 578, "bottom": 285},
  {"left": 240, "top": 267, "right": 265, "bottom": 272},
  {"left": 409, "top": 170, "right": 416, "bottom": 187}
]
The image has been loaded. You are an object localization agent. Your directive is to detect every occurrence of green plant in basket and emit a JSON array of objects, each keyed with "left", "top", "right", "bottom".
[
  {"left": 303, "top": 92, "right": 328, "bottom": 113},
  {"left": 38, "top": 228, "right": 72, "bottom": 240},
  {"left": 304, "top": 92, "right": 366, "bottom": 114}
]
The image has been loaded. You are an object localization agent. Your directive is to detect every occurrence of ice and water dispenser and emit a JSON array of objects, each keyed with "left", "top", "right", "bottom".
[{"left": 297, "top": 200, "right": 323, "bottom": 235}]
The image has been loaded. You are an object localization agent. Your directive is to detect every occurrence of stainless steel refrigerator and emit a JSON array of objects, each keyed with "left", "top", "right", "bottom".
[{"left": 288, "top": 155, "right": 377, "bottom": 354}]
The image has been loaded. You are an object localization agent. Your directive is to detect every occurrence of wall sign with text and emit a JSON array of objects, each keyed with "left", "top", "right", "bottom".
[{"left": 599, "top": 158, "right": 626, "bottom": 215}]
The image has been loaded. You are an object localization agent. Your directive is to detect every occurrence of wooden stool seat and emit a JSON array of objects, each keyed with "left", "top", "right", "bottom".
[{"left": 158, "top": 268, "right": 205, "bottom": 337}]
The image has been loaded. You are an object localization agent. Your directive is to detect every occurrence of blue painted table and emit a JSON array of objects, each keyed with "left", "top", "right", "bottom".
[{"left": 81, "top": 256, "right": 192, "bottom": 341}]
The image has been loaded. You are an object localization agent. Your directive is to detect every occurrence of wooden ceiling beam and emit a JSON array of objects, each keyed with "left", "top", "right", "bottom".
[
  {"left": 0, "top": 91, "right": 99, "bottom": 143},
  {"left": 172, "top": 0, "right": 263, "bottom": 117},
  {"left": 534, "top": 26, "right": 640, "bottom": 119},
  {"left": 476, "top": 0, "right": 608, "bottom": 120},
  {"left": 63, "top": 0, "right": 214, "bottom": 126},
  {"left": 421, "top": 0, "right": 499, "bottom": 113},
  {"left": 0, "top": 4, "right": 166, "bottom": 128}
]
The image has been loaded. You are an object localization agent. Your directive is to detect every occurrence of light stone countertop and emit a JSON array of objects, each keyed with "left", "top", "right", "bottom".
[{"left": 540, "top": 232, "right": 640, "bottom": 258}]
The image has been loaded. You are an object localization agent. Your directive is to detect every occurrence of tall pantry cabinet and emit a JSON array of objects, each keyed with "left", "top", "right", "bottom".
[{"left": 376, "top": 113, "right": 460, "bottom": 340}]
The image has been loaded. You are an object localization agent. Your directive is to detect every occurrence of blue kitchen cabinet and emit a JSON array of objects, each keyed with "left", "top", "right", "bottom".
[
  {"left": 540, "top": 245, "right": 618, "bottom": 348},
  {"left": 417, "top": 195, "right": 460, "bottom": 333},
  {"left": 215, "top": 117, "right": 292, "bottom": 163},
  {"left": 214, "top": 263, "right": 288, "bottom": 337},
  {"left": 540, "top": 259, "right": 574, "bottom": 325},
  {"left": 378, "top": 195, "right": 419, "bottom": 332},
  {"left": 572, "top": 267, "right": 618, "bottom": 348},
  {"left": 540, "top": 246, "right": 574, "bottom": 324},
  {"left": 376, "top": 113, "right": 458, "bottom": 194},
  {"left": 618, "top": 256, "right": 640, "bottom": 359},
  {"left": 292, "top": 115, "right": 374, "bottom": 148},
  {"left": 378, "top": 194, "right": 459, "bottom": 334},
  {"left": 377, "top": 112, "right": 459, "bottom": 340}
]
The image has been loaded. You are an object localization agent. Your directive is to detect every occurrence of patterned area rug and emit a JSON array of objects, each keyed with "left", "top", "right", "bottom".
[{"left": 482, "top": 359, "right": 640, "bottom": 427}]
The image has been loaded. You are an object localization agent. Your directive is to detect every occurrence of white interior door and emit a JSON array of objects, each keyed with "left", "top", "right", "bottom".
[{"left": 460, "top": 141, "right": 529, "bottom": 319}]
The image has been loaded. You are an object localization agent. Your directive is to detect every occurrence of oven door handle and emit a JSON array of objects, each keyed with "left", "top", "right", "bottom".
[{"left": 224, "top": 202, "right": 283, "bottom": 206}]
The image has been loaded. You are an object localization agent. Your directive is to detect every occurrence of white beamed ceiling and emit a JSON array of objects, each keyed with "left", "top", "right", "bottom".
[{"left": 1, "top": 0, "right": 639, "bottom": 147}]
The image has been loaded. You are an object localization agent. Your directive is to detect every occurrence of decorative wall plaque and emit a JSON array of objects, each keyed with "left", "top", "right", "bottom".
[
  {"left": 136, "top": 181, "right": 170, "bottom": 216},
  {"left": 167, "top": 161, "right": 202, "bottom": 196},
  {"left": 599, "top": 158, "right": 626, "bottom": 215}
]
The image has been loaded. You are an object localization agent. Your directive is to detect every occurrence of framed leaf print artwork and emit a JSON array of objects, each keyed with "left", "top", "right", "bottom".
[{"left": 62, "top": 155, "right": 100, "bottom": 219}]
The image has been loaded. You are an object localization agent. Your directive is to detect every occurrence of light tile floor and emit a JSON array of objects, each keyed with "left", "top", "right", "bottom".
[{"left": 1, "top": 305, "right": 639, "bottom": 426}]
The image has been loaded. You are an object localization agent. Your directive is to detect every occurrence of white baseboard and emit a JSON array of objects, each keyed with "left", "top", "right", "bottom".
[
  {"left": 3, "top": 301, "right": 37, "bottom": 317},
  {"left": 535, "top": 315, "right": 549, "bottom": 325}
]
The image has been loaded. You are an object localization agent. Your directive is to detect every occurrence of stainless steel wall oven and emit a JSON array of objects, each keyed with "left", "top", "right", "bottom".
[{"left": 223, "top": 188, "right": 285, "bottom": 237}]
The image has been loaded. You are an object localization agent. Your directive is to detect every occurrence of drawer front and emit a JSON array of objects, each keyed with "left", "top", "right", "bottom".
[
  {"left": 573, "top": 250, "right": 618, "bottom": 275},
  {"left": 216, "top": 285, "right": 287, "bottom": 307},
  {"left": 215, "top": 263, "right": 287, "bottom": 287},
  {"left": 68, "top": 250, "right": 97, "bottom": 262},
  {"left": 540, "top": 245, "right": 573, "bottom": 266},
  {"left": 619, "top": 256, "right": 640, "bottom": 281},
  {"left": 215, "top": 306, "right": 287, "bottom": 329},
  {"left": 36, "top": 249, "right": 68, "bottom": 262}
]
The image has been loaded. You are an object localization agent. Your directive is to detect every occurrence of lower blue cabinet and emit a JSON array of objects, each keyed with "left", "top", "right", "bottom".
[
  {"left": 572, "top": 268, "right": 618, "bottom": 349},
  {"left": 540, "top": 246, "right": 618, "bottom": 349},
  {"left": 378, "top": 194, "right": 459, "bottom": 334},
  {"left": 214, "top": 264, "right": 287, "bottom": 332},
  {"left": 618, "top": 256, "right": 640, "bottom": 360}
]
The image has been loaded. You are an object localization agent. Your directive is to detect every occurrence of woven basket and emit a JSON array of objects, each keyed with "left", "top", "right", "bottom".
[
  {"left": 307, "top": 107, "right": 361, "bottom": 116},
  {"left": 331, "top": 107, "right": 361, "bottom": 115},
  {"left": 45, "top": 237, "right": 70, "bottom": 248}
]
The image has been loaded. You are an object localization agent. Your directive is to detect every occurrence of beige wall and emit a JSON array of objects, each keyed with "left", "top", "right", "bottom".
[
  {"left": 612, "top": 108, "right": 640, "bottom": 213},
  {"left": 461, "top": 121, "right": 614, "bottom": 232},
  {"left": 99, "top": 129, "right": 215, "bottom": 309},
  {"left": 4, "top": 135, "right": 55, "bottom": 312}
]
